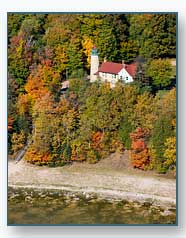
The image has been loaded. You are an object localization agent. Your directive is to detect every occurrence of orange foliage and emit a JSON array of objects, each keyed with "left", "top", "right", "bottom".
[
  {"left": 8, "top": 116, "right": 14, "bottom": 130},
  {"left": 24, "top": 147, "right": 51, "bottom": 165},
  {"left": 131, "top": 139, "right": 146, "bottom": 151},
  {"left": 24, "top": 61, "right": 60, "bottom": 107},
  {"left": 130, "top": 149, "right": 150, "bottom": 170},
  {"left": 92, "top": 131, "right": 103, "bottom": 151},
  {"left": 25, "top": 75, "right": 50, "bottom": 103},
  {"left": 130, "top": 127, "right": 150, "bottom": 169},
  {"left": 130, "top": 127, "right": 147, "bottom": 140},
  {"left": 71, "top": 149, "right": 86, "bottom": 162}
]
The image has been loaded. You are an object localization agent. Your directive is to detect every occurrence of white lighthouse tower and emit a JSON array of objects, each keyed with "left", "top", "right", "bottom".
[{"left": 90, "top": 46, "right": 99, "bottom": 82}]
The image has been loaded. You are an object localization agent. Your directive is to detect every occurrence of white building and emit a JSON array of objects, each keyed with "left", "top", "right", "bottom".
[{"left": 90, "top": 47, "right": 138, "bottom": 87}]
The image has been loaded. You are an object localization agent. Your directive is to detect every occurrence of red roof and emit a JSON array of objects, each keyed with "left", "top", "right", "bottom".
[
  {"left": 95, "top": 61, "right": 138, "bottom": 78},
  {"left": 125, "top": 62, "right": 138, "bottom": 78}
]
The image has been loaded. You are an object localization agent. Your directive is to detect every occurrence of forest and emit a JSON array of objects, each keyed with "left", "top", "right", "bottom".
[{"left": 8, "top": 13, "right": 176, "bottom": 174}]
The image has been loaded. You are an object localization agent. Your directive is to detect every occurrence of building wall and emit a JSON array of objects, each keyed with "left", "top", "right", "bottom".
[
  {"left": 98, "top": 68, "right": 133, "bottom": 87},
  {"left": 118, "top": 68, "right": 133, "bottom": 83}
]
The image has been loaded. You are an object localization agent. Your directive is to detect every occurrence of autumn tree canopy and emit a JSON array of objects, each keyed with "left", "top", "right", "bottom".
[{"left": 8, "top": 13, "right": 176, "bottom": 174}]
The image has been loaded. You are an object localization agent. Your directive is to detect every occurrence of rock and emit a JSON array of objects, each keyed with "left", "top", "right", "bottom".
[
  {"left": 25, "top": 196, "right": 32, "bottom": 202},
  {"left": 160, "top": 210, "right": 173, "bottom": 216}
]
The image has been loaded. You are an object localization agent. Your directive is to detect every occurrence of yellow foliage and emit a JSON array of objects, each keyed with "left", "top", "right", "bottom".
[
  {"left": 164, "top": 136, "right": 176, "bottom": 171},
  {"left": 82, "top": 36, "right": 94, "bottom": 68},
  {"left": 17, "top": 94, "right": 31, "bottom": 115},
  {"left": 71, "top": 139, "right": 87, "bottom": 161},
  {"left": 87, "top": 149, "right": 97, "bottom": 164},
  {"left": 147, "top": 143, "right": 157, "bottom": 170},
  {"left": 11, "top": 130, "right": 25, "bottom": 156},
  {"left": 16, "top": 38, "right": 24, "bottom": 58},
  {"left": 53, "top": 44, "right": 67, "bottom": 73}
]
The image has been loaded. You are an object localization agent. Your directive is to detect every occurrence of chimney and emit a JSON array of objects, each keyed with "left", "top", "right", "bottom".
[
  {"left": 104, "top": 56, "right": 107, "bottom": 62},
  {"left": 122, "top": 60, "right": 125, "bottom": 68}
]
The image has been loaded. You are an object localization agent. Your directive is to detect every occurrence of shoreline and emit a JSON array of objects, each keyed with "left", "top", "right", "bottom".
[
  {"left": 9, "top": 183, "right": 176, "bottom": 208},
  {"left": 8, "top": 158, "right": 176, "bottom": 208}
]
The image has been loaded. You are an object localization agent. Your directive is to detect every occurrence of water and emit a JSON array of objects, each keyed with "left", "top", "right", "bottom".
[{"left": 8, "top": 187, "right": 176, "bottom": 225}]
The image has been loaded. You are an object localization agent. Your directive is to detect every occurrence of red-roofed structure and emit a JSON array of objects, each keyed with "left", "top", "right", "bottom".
[
  {"left": 96, "top": 61, "right": 138, "bottom": 78},
  {"left": 124, "top": 62, "right": 138, "bottom": 78},
  {"left": 97, "top": 62, "right": 123, "bottom": 74},
  {"left": 94, "top": 61, "right": 138, "bottom": 87},
  {"left": 90, "top": 46, "right": 138, "bottom": 87}
]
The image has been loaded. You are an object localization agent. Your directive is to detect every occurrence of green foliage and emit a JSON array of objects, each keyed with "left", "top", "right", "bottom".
[
  {"left": 141, "top": 14, "right": 176, "bottom": 59},
  {"left": 146, "top": 59, "right": 175, "bottom": 89},
  {"left": 8, "top": 36, "right": 30, "bottom": 91},
  {"left": 150, "top": 116, "right": 173, "bottom": 173},
  {"left": 79, "top": 14, "right": 128, "bottom": 62},
  {"left": 129, "top": 14, "right": 176, "bottom": 59},
  {"left": 8, "top": 14, "right": 27, "bottom": 39},
  {"left": 20, "top": 16, "right": 41, "bottom": 39},
  {"left": 119, "top": 119, "right": 133, "bottom": 150},
  {"left": 149, "top": 88, "right": 176, "bottom": 173},
  {"left": 120, "top": 40, "right": 139, "bottom": 63}
]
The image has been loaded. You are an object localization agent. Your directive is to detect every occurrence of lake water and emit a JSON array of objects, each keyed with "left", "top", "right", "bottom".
[{"left": 8, "top": 187, "right": 176, "bottom": 225}]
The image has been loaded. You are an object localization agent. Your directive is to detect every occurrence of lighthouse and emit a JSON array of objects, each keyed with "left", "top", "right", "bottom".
[{"left": 90, "top": 46, "right": 99, "bottom": 82}]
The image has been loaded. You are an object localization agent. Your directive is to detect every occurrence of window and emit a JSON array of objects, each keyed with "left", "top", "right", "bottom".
[{"left": 126, "top": 76, "right": 128, "bottom": 80}]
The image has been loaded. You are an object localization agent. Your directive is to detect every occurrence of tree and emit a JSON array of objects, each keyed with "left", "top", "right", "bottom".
[
  {"left": 130, "top": 127, "right": 150, "bottom": 170},
  {"left": 164, "top": 136, "right": 176, "bottom": 172},
  {"left": 120, "top": 40, "right": 139, "bottom": 63},
  {"left": 8, "top": 116, "right": 14, "bottom": 131},
  {"left": 130, "top": 91, "right": 157, "bottom": 131},
  {"left": 146, "top": 58, "right": 175, "bottom": 89},
  {"left": 150, "top": 88, "right": 176, "bottom": 173},
  {"left": 82, "top": 35, "right": 94, "bottom": 69},
  {"left": 8, "top": 13, "right": 177, "bottom": 173},
  {"left": 11, "top": 130, "right": 26, "bottom": 156},
  {"left": 8, "top": 35, "right": 31, "bottom": 91},
  {"left": 119, "top": 118, "right": 134, "bottom": 149},
  {"left": 19, "top": 16, "right": 41, "bottom": 40},
  {"left": 53, "top": 44, "right": 67, "bottom": 75},
  {"left": 66, "top": 36, "right": 84, "bottom": 78},
  {"left": 140, "top": 14, "right": 176, "bottom": 59},
  {"left": 8, "top": 13, "right": 27, "bottom": 39},
  {"left": 8, "top": 14, "right": 46, "bottom": 92},
  {"left": 25, "top": 60, "right": 61, "bottom": 104},
  {"left": 79, "top": 14, "right": 127, "bottom": 62},
  {"left": 129, "top": 14, "right": 176, "bottom": 59}
]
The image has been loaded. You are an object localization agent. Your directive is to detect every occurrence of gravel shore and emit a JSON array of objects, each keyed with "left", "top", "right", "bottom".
[{"left": 8, "top": 155, "right": 176, "bottom": 208}]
